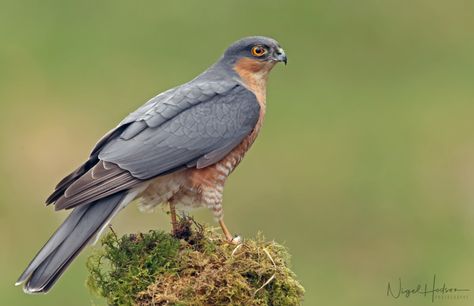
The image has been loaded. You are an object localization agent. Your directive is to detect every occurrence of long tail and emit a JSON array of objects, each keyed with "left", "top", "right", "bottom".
[{"left": 15, "top": 191, "right": 127, "bottom": 293}]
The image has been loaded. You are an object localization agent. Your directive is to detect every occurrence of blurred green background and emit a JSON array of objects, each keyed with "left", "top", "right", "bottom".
[{"left": 1, "top": 0, "right": 474, "bottom": 305}]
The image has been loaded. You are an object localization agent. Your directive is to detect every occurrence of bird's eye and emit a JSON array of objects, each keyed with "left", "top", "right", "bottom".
[{"left": 251, "top": 46, "right": 267, "bottom": 57}]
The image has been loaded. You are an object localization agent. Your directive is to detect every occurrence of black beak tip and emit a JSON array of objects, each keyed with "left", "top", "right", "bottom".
[{"left": 275, "top": 48, "right": 287, "bottom": 65}]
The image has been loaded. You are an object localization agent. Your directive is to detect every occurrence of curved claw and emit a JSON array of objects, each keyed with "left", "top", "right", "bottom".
[{"left": 230, "top": 235, "right": 242, "bottom": 245}]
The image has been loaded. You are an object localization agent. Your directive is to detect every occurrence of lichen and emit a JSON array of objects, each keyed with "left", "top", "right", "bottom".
[{"left": 87, "top": 218, "right": 304, "bottom": 306}]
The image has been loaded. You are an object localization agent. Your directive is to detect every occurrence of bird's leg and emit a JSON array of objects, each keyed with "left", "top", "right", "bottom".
[
  {"left": 169, "top": 202, "right": 178, "bottom": 235},
  {"left": 202, "top": 186, "right": 241, "bottom": 244},
  {"left": 218, "top": 218, "right": 242, "bottom": 244},
  {"left": 218, "top": 218, "right": 234, "bottom": 242}
]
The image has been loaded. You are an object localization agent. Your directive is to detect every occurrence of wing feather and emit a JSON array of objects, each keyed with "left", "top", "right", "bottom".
[
  {"left": 98, "top": 85, "right": 260, "bottom": 179},
  {"left": 49, "top": 82, "right": 260, "bottom": 211},
  {"left": 55, "top": 161, "right": 139, "bottom": 210}
]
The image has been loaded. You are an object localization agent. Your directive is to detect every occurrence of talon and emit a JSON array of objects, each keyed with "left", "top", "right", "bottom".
[{"left": 230, "top": 235, "right": 242, "bottom": 244}]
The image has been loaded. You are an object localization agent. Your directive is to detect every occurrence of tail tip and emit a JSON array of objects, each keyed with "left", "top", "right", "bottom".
[
  {"left": 20, "top": 283, "right": 47, "bottom": 295},
  {"left": 15, "top": 275, "right": 27, "bottom": 287},
  {"left": 15, "top": 277, "right": 46, "bottom": 294}
]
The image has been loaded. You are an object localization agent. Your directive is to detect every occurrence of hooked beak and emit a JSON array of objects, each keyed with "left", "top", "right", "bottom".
[{"left": 274, "top": 47, "right": 287, "bottom": 65}]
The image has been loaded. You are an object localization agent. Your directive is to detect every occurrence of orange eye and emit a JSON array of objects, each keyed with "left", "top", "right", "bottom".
[{"left": 251, "top": 46, "right": 267, "bottom": 57}]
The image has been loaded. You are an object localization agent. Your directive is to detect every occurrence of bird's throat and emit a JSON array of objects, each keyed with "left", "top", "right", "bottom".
[{"left": 233, "top": 58, "right": 275, "bottom": 107}]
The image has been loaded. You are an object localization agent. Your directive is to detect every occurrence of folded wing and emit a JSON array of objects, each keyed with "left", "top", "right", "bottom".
[{"left": 50, "top": 83, "right": 260, "bottom": 211}]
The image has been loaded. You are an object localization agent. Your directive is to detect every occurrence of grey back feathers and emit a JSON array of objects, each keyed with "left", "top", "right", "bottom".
[
  {"left": 99, "top": 84, "right": 259, "bottom": 179},
  {"left": 51, "top": 80, "right": 259, "bottom": 211}
]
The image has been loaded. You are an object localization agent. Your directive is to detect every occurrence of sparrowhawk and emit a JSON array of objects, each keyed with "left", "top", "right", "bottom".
[{"left": 16, "top": 36, "right": 287, "bottom": 293}]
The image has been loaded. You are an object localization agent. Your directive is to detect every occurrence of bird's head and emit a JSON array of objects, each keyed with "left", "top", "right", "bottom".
[
  {"left": 223, "top": 36, "right": 287, "bottom": 66},
  {"left": 218, "top": 36, "right": 286, "bottom": 94}
]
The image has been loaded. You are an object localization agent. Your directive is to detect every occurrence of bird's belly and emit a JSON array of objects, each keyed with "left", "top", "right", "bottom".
[
  {"left": 136, "top": 129, "right": 259, "bottom": 213},
  {"left": 136, "top": 171, "right": 185, "bottom": 212},
  {"left": 137, "top": 166, "right": 228, "bottom": 213},
  {"left": 135, "top": 169, "right": 217, "bottom": 212}
]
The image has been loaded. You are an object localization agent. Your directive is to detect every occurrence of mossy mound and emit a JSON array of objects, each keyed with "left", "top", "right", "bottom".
[{"left": 87, "top": 218, "right": 304, "bottom": 305}]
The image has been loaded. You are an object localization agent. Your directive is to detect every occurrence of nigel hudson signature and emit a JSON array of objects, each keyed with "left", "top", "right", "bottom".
[{"left": 387, "top": 274, "right": 470, "bottom": 302}]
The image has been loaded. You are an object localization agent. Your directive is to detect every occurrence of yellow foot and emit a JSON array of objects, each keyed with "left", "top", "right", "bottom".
[
  {"left": 229, "top": 235, "right": 242, "bottom": 244},
  {"left": 218, "top": 219, "right": 242, "bottom": 244}
]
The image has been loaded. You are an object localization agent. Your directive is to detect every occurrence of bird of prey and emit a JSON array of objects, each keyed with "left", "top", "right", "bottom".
[{"left": 16, "top": 36, "right": 287, "bottom": 294}]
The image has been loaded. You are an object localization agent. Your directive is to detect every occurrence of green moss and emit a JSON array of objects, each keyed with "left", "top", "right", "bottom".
[
  {"left": 87, "top": 219, "right": 304, "bottom": 306},
  {"left": 87, "top": 229, "right": 180, "bottom": 305}
]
